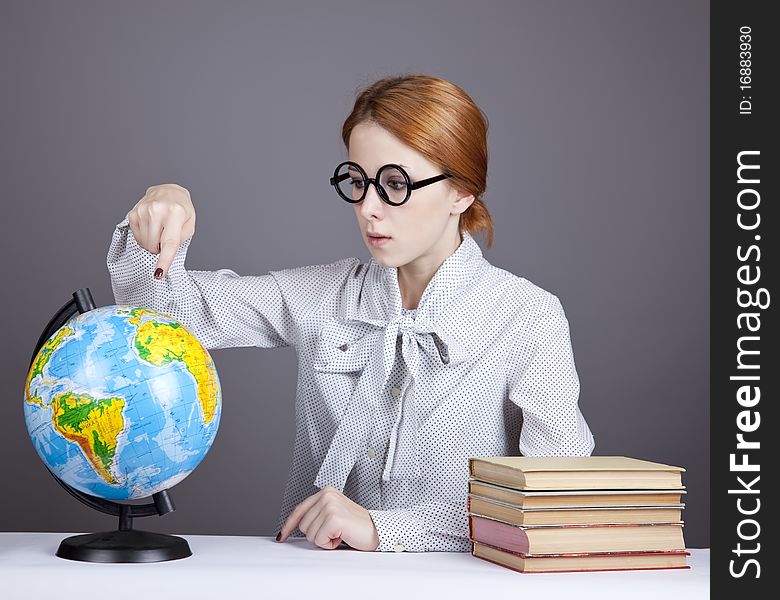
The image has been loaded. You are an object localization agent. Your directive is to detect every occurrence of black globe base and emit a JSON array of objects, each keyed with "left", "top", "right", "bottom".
[{"left": 56, "top": 529, "right": 192, "bottom": 563}]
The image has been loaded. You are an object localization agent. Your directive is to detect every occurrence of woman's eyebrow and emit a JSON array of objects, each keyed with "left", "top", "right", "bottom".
[{"left": 352, "top": 162, "right": 413, "bottom": 172}]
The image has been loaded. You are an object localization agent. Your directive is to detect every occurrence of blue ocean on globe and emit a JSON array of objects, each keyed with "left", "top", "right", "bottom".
[{"left": 24, "top": 305, "right": 222, "bottom": 500}]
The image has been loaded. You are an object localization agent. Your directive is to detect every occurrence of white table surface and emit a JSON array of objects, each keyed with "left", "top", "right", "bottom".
[{"left": 0, "top": 532, "right": 709, "bottom": 600}]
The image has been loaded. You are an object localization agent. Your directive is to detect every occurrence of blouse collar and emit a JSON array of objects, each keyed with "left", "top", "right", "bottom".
[{"left": 349, "top": 229, "right": 490, "bottom": 366}]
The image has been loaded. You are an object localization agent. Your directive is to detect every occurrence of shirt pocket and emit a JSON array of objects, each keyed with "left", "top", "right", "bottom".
[
  {"left": 311, "top": 317, "right": 377, "bottom": 374},
  {"left": 309, "top": 318, "right": 378, "bottom": 424}
]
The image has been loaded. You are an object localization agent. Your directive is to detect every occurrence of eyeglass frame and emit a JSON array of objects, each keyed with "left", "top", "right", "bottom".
[{"left": 329, "top": 160, "right": 453, "bottom": 206}]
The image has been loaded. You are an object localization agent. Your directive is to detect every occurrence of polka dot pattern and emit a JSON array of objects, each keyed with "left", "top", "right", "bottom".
[{"left": 107, "top": 218, "right": 595, "bottom": 553}]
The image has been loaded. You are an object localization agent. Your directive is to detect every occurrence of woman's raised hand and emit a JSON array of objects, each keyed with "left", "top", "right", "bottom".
[{"left": 127, "top": 183, "right": 197, "bottom": 279}]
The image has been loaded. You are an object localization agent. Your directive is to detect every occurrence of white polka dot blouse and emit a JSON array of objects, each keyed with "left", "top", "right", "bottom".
[{"left": 107, "top": 216, "right": 595, "bottom": 552}]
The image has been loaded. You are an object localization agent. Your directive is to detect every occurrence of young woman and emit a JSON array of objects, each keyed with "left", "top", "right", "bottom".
[{"left": 107, "top": 73, "right": 595, "bottom": 553}]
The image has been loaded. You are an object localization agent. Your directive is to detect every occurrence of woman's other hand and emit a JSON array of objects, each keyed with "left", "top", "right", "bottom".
[
  {"left": 127, "top": 183, "right": 197, "bottom": 279},
  {"left": 277, "top": 486, "right": 380, "bottom": 551}
]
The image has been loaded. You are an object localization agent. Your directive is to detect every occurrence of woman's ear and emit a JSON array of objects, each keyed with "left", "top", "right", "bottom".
[{"left": 451, "top": 191, "right": 476, "bottom": 215}]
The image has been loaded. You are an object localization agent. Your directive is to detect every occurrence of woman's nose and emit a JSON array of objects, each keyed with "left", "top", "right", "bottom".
[{"left": 359, "top": 182, "right": 386, "bottom": 219}]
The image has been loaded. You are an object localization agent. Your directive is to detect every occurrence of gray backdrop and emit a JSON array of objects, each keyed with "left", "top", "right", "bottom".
[{"left": 1, "top": 1, "right": 710, "bottom": 547}]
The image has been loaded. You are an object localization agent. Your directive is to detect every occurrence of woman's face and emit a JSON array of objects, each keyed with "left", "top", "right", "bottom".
[{"left": 348, "top": 121, "right": 473, "bottom": 269}]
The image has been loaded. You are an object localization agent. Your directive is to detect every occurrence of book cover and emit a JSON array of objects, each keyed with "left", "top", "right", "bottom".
[
  {"left": 471, "top": 541, "right": 691, "bottom": 573},
  {"left": 467, "top": 493, "right": 684, "bottom": 525},
  {"left": 468, "top": 478, "right": 687, "bottom": 508},
  {"left": 469, "top": 513, "right": 686, "bottom": 554},
  {"left": 468, "top": 456, "right": 685, "bottom": 490}
]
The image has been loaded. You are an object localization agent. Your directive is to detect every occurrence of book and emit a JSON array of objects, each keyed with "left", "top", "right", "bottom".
[
  {"left": 471, "top": 542, "right": 691, "bottom": 573},
  {"left": 467, "top": 494, "right": 684, "bottom": 526},
  {"left": 468, "top": 514, "right": 686, "bottom": 554},
  {"left": 468, "top": 456, "right": 685, "bottom": 490},
  {"left": 468, "top": 479, "right": 687, "bottom": 508}
]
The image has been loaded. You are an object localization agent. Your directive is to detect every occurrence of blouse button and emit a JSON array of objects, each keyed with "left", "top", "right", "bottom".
[
  {"left": 394, "top": 543, "right": 405, "bottom": 552},
  {"left": 391, "top": 387, "right": 402, "bottom": 398},
  {"left": 338, "top": 343, "right": 349, "bottom": 352},
  {"left": 366, "top": 448, "right": 376, "bottom": 459}
]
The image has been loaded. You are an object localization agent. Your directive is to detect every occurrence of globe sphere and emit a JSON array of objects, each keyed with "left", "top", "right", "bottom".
[{"left": 24, "top": 305, "right": 222, "bottom": 500}]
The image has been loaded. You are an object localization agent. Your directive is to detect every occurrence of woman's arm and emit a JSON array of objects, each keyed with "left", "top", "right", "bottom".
[
  {"left": 506, "top": 294, "right": 596, "bottom": 456},
  {"left": 107, "top": 215, "right": 298, "bottom": 349}
]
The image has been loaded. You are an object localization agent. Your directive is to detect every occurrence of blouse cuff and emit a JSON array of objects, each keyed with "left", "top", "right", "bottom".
[
  {"left": 367, "top": 508, "right": 426, "bottom": 552},
  {"left": 366, "top": 504, "right": 472, "bottom": 553}
]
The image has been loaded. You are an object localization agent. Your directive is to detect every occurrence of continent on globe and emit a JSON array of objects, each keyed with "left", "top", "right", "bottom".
[
  {"left": 130, "top": 309, "right": 219, "bottom": 424},
  {"left": 50, "top": 392, "right": 125, "bottom": 485},
  {"left": 25, "top": 324, "right": 75, "bottom": 404}
]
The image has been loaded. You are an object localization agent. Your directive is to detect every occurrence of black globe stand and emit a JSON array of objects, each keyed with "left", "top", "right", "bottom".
[
  {"left": 31, "top": 288, "right": 192, "bottom": 563},
  {"left": 54, "top": 494, "right": 192, "bottom": 563}
]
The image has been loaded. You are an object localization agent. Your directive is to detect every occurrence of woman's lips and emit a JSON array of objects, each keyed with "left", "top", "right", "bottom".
[{"left": 368, "top": 234, "right": 391, "bottom": 247}]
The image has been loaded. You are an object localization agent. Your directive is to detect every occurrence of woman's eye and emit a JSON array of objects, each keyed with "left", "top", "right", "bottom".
[
  {"left": 351, "top": 179, "right": 364, "bottom": 189},
  {"left": 387, "top": 180, "right": 406, "bottom": 191}
]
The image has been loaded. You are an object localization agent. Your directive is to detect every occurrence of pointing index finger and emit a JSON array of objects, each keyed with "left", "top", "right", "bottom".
[
  {"left": 279, "top": 492, "right": 321, "bottom": 542},
  {"left": 154, "top": 212, "right": 189, "bottom": 278}
]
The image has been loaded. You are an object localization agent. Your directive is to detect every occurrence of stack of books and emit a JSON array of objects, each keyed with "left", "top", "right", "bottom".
[{"left": 466, "top": 456, "right": 690, "bottom": 573}]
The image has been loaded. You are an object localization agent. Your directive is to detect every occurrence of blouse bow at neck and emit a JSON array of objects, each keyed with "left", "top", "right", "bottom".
[{"left": 313, "top": 231, "right": 490, "bottom": 492}]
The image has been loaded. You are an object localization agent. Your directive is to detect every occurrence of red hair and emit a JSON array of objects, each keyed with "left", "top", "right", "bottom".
[{"left": 340, "top": 73, "right": 494, "bottom": 248}]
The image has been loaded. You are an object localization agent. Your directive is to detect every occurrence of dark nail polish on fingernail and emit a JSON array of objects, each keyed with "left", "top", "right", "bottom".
[
  {"left": 154, "top": 268, "right": 163, "bottom": 280},
  {"left": 275, "top": 531, "right": 281, "bottom": 542}
]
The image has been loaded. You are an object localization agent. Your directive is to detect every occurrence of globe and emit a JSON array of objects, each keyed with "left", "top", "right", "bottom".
[{"left": 24, "top": 304, "right": 222, "bottom": 502}]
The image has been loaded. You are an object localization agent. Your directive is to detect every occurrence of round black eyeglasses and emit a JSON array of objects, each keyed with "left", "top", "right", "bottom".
[{"left": 330, "top": 161, "right": 452, "bottom": 206}]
